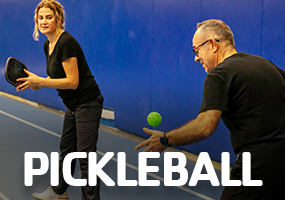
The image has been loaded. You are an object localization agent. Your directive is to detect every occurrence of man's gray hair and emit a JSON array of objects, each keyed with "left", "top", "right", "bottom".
[{"left": 197, "top": 19, "right": 235, "bottom": 47}]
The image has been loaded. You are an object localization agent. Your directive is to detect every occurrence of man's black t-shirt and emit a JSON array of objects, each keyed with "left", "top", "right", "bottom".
[
  {"left": 44, "top": 31, "right": 100, "bottom": 111},
  {"left": 199, "top": 53, "right": 285, "bottom": 168}
]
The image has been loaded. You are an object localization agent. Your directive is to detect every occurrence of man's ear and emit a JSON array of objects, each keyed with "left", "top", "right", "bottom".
[{"left": 209, "top": 39, "right": 218, "bottom": 53}]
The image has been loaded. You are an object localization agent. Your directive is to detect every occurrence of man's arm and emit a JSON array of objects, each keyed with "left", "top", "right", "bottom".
[{"left": 135, "top": 109, "right": 222, "bottom": 152}]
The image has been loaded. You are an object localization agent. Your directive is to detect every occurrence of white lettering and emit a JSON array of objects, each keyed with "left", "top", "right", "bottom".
[
  {"left": 242, "top": 152, "right": 263, "bottom": 186},
  {"left": 164, "top": 152, "right": 188, "bottom": 186},
  {"left": 138, "top": 152, "right": 160, "bottom": 186},
  {"left": 189, "top": 152, "right": 219, "bottom": 186},
  {"left": 24, "top": 152, "right": 49, "bottom": 186},
  {"left": 117, "top": 152, "right": 138, "bottom": 186},
  {"left": 63, "top": 152, "right": 87, "bottom": 186},
  {"left": 89, "top": 152, "right": 115, "bottom": 186},
  {"left": 221, "top": 152, "right": 241, "bottom": 186},
  {"left": 24, "top": 151, "right": 262, "bottom": 187}
]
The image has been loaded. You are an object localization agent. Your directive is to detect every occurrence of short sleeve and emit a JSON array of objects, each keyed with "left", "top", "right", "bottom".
[
  {"left": 199, "top": 69, "right": 229, "bottom": 113},
  {"left": 59, "top": 38, "right": 77, "bottom": 62},
  {"left": 273, "top": 65, "right": 285, "bottom": 81}
]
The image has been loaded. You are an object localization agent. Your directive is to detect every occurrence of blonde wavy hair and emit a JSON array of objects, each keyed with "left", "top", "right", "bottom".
[{"left": 33, "top": 0, "right": 65, "bottom": 41}]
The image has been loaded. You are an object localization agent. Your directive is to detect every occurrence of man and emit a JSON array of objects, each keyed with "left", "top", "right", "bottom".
[{"left": 135, "top": 19, "right": 285, "bottom": 199}]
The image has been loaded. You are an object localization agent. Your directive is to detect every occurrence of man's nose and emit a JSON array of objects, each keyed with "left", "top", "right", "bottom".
[{"left": 194, "top": 55, "right": 200, "bottom": 62}]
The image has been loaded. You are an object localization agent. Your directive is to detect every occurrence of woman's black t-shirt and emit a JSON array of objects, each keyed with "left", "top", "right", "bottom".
[{"left": 44, "top": 31, "right": 100, "bottom": 111}]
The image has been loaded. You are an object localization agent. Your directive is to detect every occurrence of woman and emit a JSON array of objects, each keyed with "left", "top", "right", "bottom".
[{"left": 17, "top": 1, "right": 103, "bottom": 199}]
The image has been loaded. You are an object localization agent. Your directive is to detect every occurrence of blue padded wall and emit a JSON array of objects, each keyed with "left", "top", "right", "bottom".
[
  {"left": 110, "top": 0, "right": 154, "bottom": 136},
  {"left": 1, "top": 0, "right": 285, "bottom": 164},
  {"left": 262, "top": 0, "right": 285, "bottom": 67},
  {"left": 150, "top": 0, "right": 202, "bottom": 153},
  {"left": 201, "top": 0, "right": 263, "bottom": 55}
]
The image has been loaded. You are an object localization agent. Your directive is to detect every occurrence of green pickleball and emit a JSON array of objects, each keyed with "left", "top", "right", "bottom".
[{"left": 147, "top": 111, "right": 162, "bottom": 127}]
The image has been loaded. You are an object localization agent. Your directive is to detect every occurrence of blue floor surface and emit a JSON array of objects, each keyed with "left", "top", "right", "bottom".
[{"left": 0, "top": 94, "right": 224, "bottom": 200}]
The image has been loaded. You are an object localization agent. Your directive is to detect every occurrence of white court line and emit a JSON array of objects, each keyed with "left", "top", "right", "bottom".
[
  {"left": 0, "top": 192, "right": 10, "bottom": 200},
  {"left": 0, "top": 109, "right": 216, "bottom": 200},
  {"left": 0, "top": 110, "right": 61, "bottom": 138}
]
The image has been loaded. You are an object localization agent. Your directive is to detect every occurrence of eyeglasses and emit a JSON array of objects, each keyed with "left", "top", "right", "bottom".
[{"left": 192, "top": 39, "right": 219, "bottom": 57}]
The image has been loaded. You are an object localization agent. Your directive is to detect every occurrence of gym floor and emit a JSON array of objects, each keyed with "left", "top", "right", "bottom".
[{"left": 0, "top": 92, "right": 224, "bottom": 200}]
